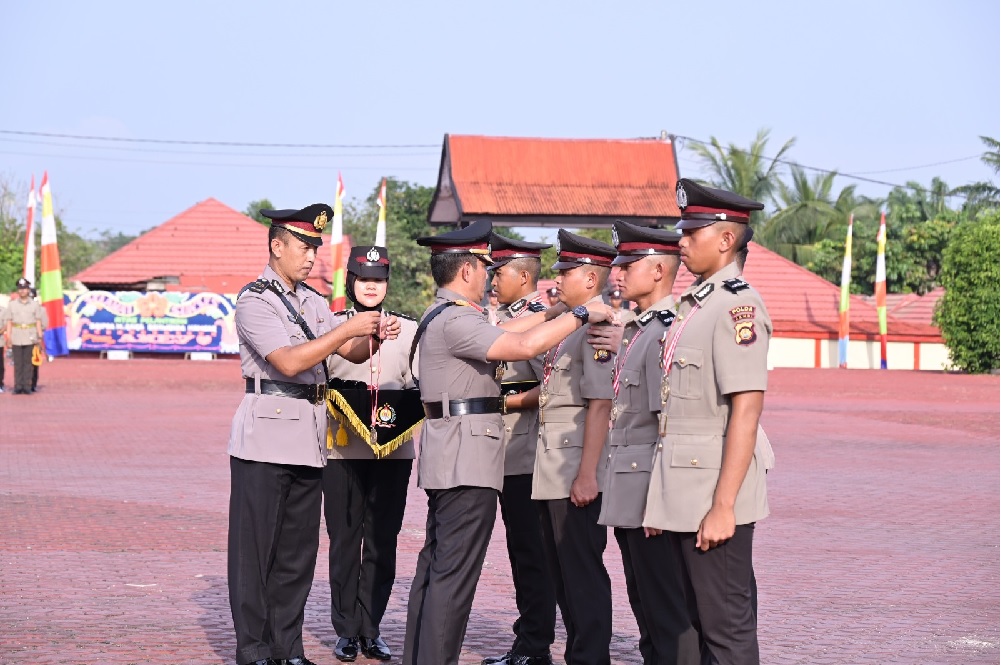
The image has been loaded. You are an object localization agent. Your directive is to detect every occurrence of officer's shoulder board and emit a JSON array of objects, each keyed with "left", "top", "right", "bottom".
[
  {"left": 387, "top": 310, "right": 416, "bottom": 322},
  {"left": 237, "top": 278, "right": 270, "bottom": 299},
  {"left": 528, "top": 301, "right": 547, "bottom": 313},
  {"left": 299, "top": 281, "right": 324, "bottom": 298},
  {"left": 637, "top": 309, "right": 676, "bottom": 327},
  {"left": 331, "top": 309, "right": 352, "bottom": 319},
  {"left": 722, "top": 278, "right": 751, "bottom": 294}
]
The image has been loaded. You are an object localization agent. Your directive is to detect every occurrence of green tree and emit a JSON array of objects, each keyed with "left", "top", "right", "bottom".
[
  {"left": 689, "top": 128, "right": 796, "bottom": 225},
  {"left": 244, "top": 198, "right": 275, "bottom": 225},
  {"left": 934, "top": 210, "right": 1000, "bottom": 373},
  {"left": 951, "top": 136, "right": 1000, "bottom": 216}
]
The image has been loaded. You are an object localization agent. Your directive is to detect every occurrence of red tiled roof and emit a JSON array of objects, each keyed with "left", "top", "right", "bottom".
[
  {"left": 71, "top": 198, "right": 349, "bottom": 295},
  {"left": 433, "top": 135, "right": 681, "bottom": 220}
]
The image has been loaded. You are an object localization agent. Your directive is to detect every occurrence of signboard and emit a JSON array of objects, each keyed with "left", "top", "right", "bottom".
[{"left": 66, "top": 291, "right": 239, "bottom": 354}]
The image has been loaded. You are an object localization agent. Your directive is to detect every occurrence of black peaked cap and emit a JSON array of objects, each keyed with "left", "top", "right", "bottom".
[
  {"left": 348, "top": 245, "right": 390, "bottom": 279},
  {"left": 611, "top": 219, "right": 682, "bottom": 266},
  {"left": 551, "top": 229, "right": 617, "bottom": 270},
  {"left": 417, "top": 220, "right": 494, "bottom": 263},
  {"left": 675, "top": 178, "right": 764, "bottom": 230}
]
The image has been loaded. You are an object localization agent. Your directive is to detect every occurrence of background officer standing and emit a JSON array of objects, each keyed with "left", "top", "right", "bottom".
[
  {"left": 403, "top": 220, "right": 611, "bottom": 665},
  {"left": 323, "top": 245, "right": 418, "bottom": 663},
  {"left": 595, "top": 221, "right": 700, "bottom": 665},
  {"left": 0, "top": 298, "right": 8, "bottom": 393},
  {"left": 482, "top": 233, "right": 557, "bottom": 665},
  {"left": 533, "top": 230, "right": 617, "bottom": 665},
  {"left": 644, "top": 180, "right": 772, "bottom": 665},
  {"left": 4, "top": 278, "right": 45, "bottom": 395},
  {"left": 228, "top": 204, "right": 400, "bottom": 665}
]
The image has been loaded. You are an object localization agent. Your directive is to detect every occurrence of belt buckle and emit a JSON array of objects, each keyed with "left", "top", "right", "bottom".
[{"left": 315, "top": 384, "right": 327, "bottom": 405}]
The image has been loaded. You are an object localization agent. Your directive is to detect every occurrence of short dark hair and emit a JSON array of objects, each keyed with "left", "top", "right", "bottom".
[
  {"left": 431, "top": 253, "right": 474, "bottom": 287},
  {"left": 736, "top": 246, "right": 749, "bottom": 271},
  {"left": 268, "top": 224, "right": 292, "bottom": 256},
  {"left": 506, "top": 257, "right": 542, "bottom": 284}
]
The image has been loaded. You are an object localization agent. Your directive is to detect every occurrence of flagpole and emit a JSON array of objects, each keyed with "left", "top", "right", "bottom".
[
  {"left": 374, "top": 178, "right": 387, "bottom": 247},
  {"left": 837, "top": 214, "right": 853, "bottom": 368},
  {"left": 330, "top": 173, "right": 347, "bottom": 312},
  {"left": 875, "top": 212, "right": 888, "bottom": 369},
  {"left": 38, "top": 172, "right": 69, "bottom": 357}
]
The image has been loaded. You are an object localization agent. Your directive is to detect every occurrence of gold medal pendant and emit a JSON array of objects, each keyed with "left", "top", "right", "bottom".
[
  {"left": 495, "top": 363, "right": 506, "bottom": 381},
  {"left": 610, "top": 403, "right": 620, "bottom": 422},
  {"left": 370, "top": 426, "right": 379, "bottom": 446}
]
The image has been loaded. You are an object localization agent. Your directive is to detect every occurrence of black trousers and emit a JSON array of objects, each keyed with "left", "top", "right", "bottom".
[
  {"left": 322, "top": 458, "right": 413, "bottom": 638},
  {"left": 499, "top": 474, "right": 557, "bottom": 657},
  {"left": 403, "top": 486, "right": 498, "bottom": 665},
  {"left": 32, "top": 360, "right": 39, "bottom": 391},
  {"left": 615, "top": 527, "right": 700, "bottom": 665},
  {"left": 12, "top": 345, "right": 33, "bottom": 393},
  {"left": 537, "top": 496, "right": 612, "bottom": 665},
  {"left": 670, "top": 525, "right": 758, "bottom": 665},
  {"left": 228, "top": 457, "right": 323, "bottom": 665}
]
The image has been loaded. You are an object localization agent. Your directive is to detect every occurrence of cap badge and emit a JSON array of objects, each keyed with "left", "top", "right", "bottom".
[
  {"left": 611, "top": 225, "right": 620, "bottom": 248},
  {"left": 554, "top": 236, "right": 561, "bottom": 254},
  {"left": 676, "top": 182, "right": 688, "bottom": 209},
  {"left": 366, "top": 247, "right": 381, "bottom": 262},
  {"left": 313, "top": 210, "right": 328, "bottom": 231}
]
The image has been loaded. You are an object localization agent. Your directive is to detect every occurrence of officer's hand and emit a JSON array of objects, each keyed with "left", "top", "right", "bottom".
[
  {"left": 643, "top": 527, "right": 663, "bottom": 538},
  {"left": 587, "top": 323, "right": 624, "bottom": 353},
  {"left": 340, "top": 311, "right": 383, "bottom": 339},
  {"left": 379, "top": 315, "right": 401, "bottom": 341},
  {"left": 570, "top": 474, "right": 599, "bottom": 507},
  {"left": 696, "top": 505, "right": 736, "bottom": 551},
  {"left": 584, "top": 302, "right": 614, "bottom": 324}
]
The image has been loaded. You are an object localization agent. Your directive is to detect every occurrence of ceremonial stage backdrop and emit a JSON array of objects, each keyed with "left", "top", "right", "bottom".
[{"left": 65, "top": 291, "right": 239, "bottom": 354}]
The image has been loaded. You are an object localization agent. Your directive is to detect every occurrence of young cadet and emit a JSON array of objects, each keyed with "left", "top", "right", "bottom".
[
  {"left": 533, "top": 230, "right": 617, "bottom": 665},
  {"left": 596, "top": 220, "right": 700, "bottom": 665},
  {"left": 482, "top": 233, "right": 557, "bottom": 665},
  {"left": 228, "top": 204, "right": 401, "bottom": 665},
  {"left": 4, "top": 278, "right": 45, "bottom": 395},
  {"left": 644, "top": 180, "right": 772, "bottom": 665},
  {"left": 323, "top": 245, "right": 419, "bottom": 663},
  {"left": 403, "top": 220, "right": 612, "bottom": 665}
]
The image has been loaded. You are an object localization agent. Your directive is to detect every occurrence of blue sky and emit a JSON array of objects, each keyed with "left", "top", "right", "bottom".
[{"left": 1, "top": 0, "right": 997, "bottom": 241}]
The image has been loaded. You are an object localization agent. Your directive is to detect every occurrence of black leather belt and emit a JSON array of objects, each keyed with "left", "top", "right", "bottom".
[
  {"left": 423, "top": 397, "right": 502, "bottom": 419},
  {"left": 246, "top": 378, "right": 327, "bottom": 405},
  {"left": 501, "top": 380, "right": 540, "bottom": 395}
]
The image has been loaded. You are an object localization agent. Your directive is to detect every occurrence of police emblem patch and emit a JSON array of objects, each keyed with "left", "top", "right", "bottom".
[
  {"left": 313, "top": 210, "right": 328, "bottom": 231},
  {"left": 366, "top": 247, "right": 380, "bottom": 261},
  {"left": 676, "top": 182, "right": 688, "bottom": 209},
  {"left": 611, "top": 225, "right": 620, "bottom": 248},
  {"left": 735, "top": 321, "right": 757, "bottom": 345},
  {"left": 376, "top": 404, "right": 397, "bottom": 425},
  {"left": 594, "top": 349, "right": 612, "bottom": 363}
]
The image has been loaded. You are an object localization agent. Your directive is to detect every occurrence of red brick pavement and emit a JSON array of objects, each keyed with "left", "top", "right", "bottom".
[{"left": 0, "top": 358, "right": 997, "bottom": 664}]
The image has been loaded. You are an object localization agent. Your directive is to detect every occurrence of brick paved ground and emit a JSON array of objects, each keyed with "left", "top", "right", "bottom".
[{"left": 0, "top": 358, "right": 997, "bottom": 664}]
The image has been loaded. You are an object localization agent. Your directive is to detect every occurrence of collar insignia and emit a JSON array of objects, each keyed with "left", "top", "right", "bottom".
[
  {"left": 509, "top": 298, "right": 526, "bottom": 313},
  {"left": 638, "top": 310, "right": 656, "bottom": 326},
  {"left": 693, "top": 282, "right": 715, "bottom": 303}
]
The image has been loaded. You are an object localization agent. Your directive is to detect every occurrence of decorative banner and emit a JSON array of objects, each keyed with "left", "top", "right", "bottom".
[
  {"left": 837, "top": 214, "right": 853, "bottom": 368},
  {"left": 875, "top": 212, "right": 888, "bottom": 369},
  {"left": 330, "top": 172, "right": 347, "bottom": 311},
  {"left": 39, "top": 172, "right": 69, "bottom": 357},
  {"left": 23, "top": 175, "right": 37, "bottom": 284},
  {"left": 65, "top": 291, "right": 239, "bottom": 353},
  {"left": 375, "top": 177, "right": 387, "bottom": 247}
]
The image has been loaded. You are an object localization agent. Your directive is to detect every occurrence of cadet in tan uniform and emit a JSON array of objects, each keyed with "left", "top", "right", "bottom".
[
  {"left": 403, "top": 220, "right": 612, "bottom": 665},
  {"left": 481, "top": 234, "right": 557, "bottom": 665},
  {"left": 4, "top": 278, "right": 45, "bottom": 395},
  {"left": 644, "top": 180, "right": 772, "bottom": 665},
  {"left": 323, "top": 245, "right": 418, "bottom": 663},
  {"left": 595, "top": 221, "right": 700, "bottom": 665},
  {"left": 228, "top": 204, "right": 401, "bottom": 665},
  {"left": 533, "top": 230, "right": 617, "bottom": 665},
  {"left": 0, "top": 300, "right": 8, "bottom": 393}
]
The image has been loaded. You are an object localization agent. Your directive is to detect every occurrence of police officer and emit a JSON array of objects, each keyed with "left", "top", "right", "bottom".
[
  {"left": 0, "top": 298, "right": 8, "bottom": 393},
  {"left": 323, "top": 245, "right": 417, "bottom": 663},
  {"left": 228, "top": 203, "right": 400, "bottom": 665},
  {"left": 403, "top": 220, "right": 612, "bottom": 665},
  {"left": 482, "top": 233, "right": 557, "bottom": 665},
  {"left": 533, "top": 230, "right": 617, "bottom": 665},
  {"left": 4, "top": 278, "right": 45, "bottom": 395},
  {"left": 644, "top": 180, "right": 772, "bottom": 665},
  {"left": 595, "top": 220, "right": 700, "bottom": 665}
]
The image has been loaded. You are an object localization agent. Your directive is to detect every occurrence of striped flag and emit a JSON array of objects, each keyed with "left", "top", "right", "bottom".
[
  {"left": 374, "top": 177, "right": 387, "bottom": 247},
  {"left": 23, "top": 175, "right": 37, "bottom": 284},
  {"left": 837, "top": 214, "right": 853, "bottom": 368},
  {"left": 329, "top": 173, "right": 348, "bottom": 312},
  {"left": 875, "top": 211, "right": 888, "bottom": 369},
  {"left": 38, "top": 172, "right": 69, "bottom": 357}
]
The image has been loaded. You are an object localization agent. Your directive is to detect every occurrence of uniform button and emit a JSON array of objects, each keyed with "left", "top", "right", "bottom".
[
  {"left": 563, "top": 439, "right": 569, "bottom": 445},
  {"left": 658, "top": 443, "right": 663, "bottom": 449},
  {"left": 276, "top": 408, "right": 282, "bottom": 414},
  {"left": 622, "top": 338, "right": 629, "bottom": 345},
  {"left": 505, "top": 426, "right": 512, "bottom": 433},
  {"left": 608, "top": 454, "right": 612, "bottom": 459},
  {"left": 316, "top": 368, "right": 322, "bottom": 374},
  {"left": 486, "top": 428, "right": 492, "bottom": 435},
  {"left": 690, "top": 459, "right": 698, "bottom": 466},
  {"left": 630, "top": 462, "right": 637, "bottom": 470},
  {"left": 677, "top": 315, "right": 684, "bottom": 321},
  {"left": 623, "top": 377, "right": 629, "bottom": 384},
  {"left": 679, "top": 358, "right": 686, "bottom": 365}
]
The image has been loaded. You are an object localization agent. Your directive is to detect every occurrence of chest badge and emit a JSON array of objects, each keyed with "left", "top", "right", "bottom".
[
  {"left": 376, "top": 404, "right": 397, "bottom": 425},
  {"left": 594, "top": 349, "right": 612, "bottom": 363}
]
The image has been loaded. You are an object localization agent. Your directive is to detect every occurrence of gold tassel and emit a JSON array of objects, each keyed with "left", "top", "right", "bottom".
[{"left": 336, "top": 425, "right": 348, "bottom": 447}]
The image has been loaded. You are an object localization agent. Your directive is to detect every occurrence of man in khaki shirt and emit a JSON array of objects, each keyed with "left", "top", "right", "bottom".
[
  {"left": 533, "top": 230, "right": 616, "bottom": 665},
  {"left": 5, "top": 278, "right": 45, "bottom": 395},
  {"left": 644, "top": 180, "right": 772, "bottom": 665}
]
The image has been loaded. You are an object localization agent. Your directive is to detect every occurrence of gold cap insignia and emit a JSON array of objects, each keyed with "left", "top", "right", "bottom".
[{"left": 313, "top": 210, "right": 328, "bottom": 231}]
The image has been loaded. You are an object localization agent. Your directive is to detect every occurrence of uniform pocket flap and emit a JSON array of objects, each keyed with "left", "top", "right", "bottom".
[
  {"left": 612, "top": 446, "right": 655, "bottom": 472},
  {"left": 254, "top": 395, "right": 301, "bottom": 420},
  {"left": 617, "top": 368, "right": 641, "bottom": 388},
  {"left": 672, "top": 347, "right": 703, "bottom": 369},
  {"left": 466, "top": 418, "right": 502, "bottom": 439},
  {"left": 545, "top": 422, "right": 583, "bottom": 449},
  {"left": 669, "top": 436, "right": 722, "bottom": 470}
]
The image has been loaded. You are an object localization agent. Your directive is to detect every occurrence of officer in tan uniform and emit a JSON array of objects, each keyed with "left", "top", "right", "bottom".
[
  {"left": 533, "top": 230, "right": 617, "bottom": 665},
  {"left": 644, "top": 180, "right": 772, "bottom": 665},
  {"left": 228, "top": 204, "right": 401, "bottom": 665},
  {"left": 403, "top": 220, "right": 612, "bottom": 665},
  {"left": 0, "top": 299, "right": 8, "bottom": 393},
  {"left": 482, "top": 234, "right": 557, "bottom": 665},
  {"left": 4, "top": 278, "right": 45, "bottom": 395},
  {"left": 594, "top": 221, "right": 700, "bottom": 665},
  {"left": 323, "top": 245, "right": 418, "bottom": 663}
]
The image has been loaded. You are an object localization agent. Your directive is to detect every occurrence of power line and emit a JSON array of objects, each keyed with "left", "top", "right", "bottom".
[
  {"left": 849, "top": 154, "right": 981, "bottom": 175},
  {"left": 0, "top": 129, "right": 439, "bottom": 149}
]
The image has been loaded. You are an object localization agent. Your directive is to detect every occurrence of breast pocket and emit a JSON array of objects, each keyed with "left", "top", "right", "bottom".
[
  {"left": 670, "top": 346, "right": 704, "bottom": 400},
  {"left": 617, "top": 368, "right": 642, "bottom": 413},
  {"left": 544, "top": 421, "right": 583, "bottom": 450},
  {"left": 547, "top": 354, "right": 573, "bottom": 396}
]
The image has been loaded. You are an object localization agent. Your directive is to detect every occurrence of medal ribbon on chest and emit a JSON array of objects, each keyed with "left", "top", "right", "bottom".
[
  {"left": 609, "top": 326, "right": 645, "bottom": 427},
  {"left": 658, "top": 302, "right": 703, "bottom": 435}
]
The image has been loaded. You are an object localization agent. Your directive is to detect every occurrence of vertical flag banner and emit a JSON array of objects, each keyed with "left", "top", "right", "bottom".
[
  {"left": 23, "top": 175, "right": 37, "bottom": 284},
  {"left": 330, "top": 173, "right": 347, "bottom": 312},
  {"left": 875, "top": 211, "right": 888, "bottom": 369},
  {"left": 38, "top": 172, "right": 69, "bottom": 356},
  {"left": 837, "top": 214, "right": 853, "bottom": 368},
  {"left": 374, "top": 177, "right": 387, "bottom": 247}
]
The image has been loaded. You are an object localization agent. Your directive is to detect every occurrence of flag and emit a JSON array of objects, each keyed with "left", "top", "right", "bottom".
[
  {"left": 23, "top": 175, "right": 37, "bottom": 284},
  {"left": 374, "top": 177, "right": 387, "bottom": 247},
  {"left": 837, "top": 214, "right": 853, "bottom": 368},
  {"left": 875, "top": 211, "right": 888, "bottom": 370},
  {"left": 38, "top": 172, "right": 69, "bottom": 357},
  {"left": 330, "top": 173, "right": 348, "bottom": 312}
]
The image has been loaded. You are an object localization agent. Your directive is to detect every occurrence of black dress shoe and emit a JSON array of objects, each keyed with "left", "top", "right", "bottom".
[
  {"left": 483, "top": 654, "right": 554, "bottom": 665},
  {"left": 249, "top": 660, "right": 278, "bottom": 665},
  {"left": 284, "top": 658, "right": 318, "bottom": 665},
  {"left": 482, "top": 653, "right": 513, "bottom": 665},
  {"left": 361, "top": 635, "right": 392, "bottom": 661},
  {"left": 334, "top": 636, "right": 360, "bottom": 662}
]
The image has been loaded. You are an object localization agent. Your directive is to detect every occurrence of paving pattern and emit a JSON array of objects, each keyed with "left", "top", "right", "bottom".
[{"left": 0, "top": 358, "right": 997, "bottom": 664}]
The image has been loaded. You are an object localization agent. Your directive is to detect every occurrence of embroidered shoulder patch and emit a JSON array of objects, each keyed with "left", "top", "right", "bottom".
[
  {"left": 729, "top": 305, "right": 756, "bottom": 322},
  {"left": 722, "top": 278, "right": 750, "bottom": 293},
  {"left": 735, "top": 321, "right": 757, "bottom": 345},
  {"left": 528, "top": 302, "right": 547, "bottom": 313}
]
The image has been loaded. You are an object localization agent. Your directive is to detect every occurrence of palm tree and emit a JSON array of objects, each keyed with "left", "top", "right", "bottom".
[
  {"left": 688, "top": 128, "right": 796, "bottom": 225},
  {"left": 980, "top": 136, "right": 999, "bottom": 175}
]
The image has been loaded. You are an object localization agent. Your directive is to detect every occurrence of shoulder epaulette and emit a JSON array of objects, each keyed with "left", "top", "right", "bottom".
[
  {"left": 722, "top": 278, "right": 751, "bottom": 293},
  {"left": 237, "top": 278, "right": 270, "bottom": 299},
  {"left": 331, "top": 309, "right": 351, "bottom": 318},
  {"left": 656, "top": 310, "right": 676, "bottom": 326},
  {"left": 299, "top": 282, "right": 324, "bottom": 297},
  {"left": 387, "top": 310, "right": 416, "bottom": 322},
  {"left": 528, "top": 302, "right": 547, "bottom": 313}
]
